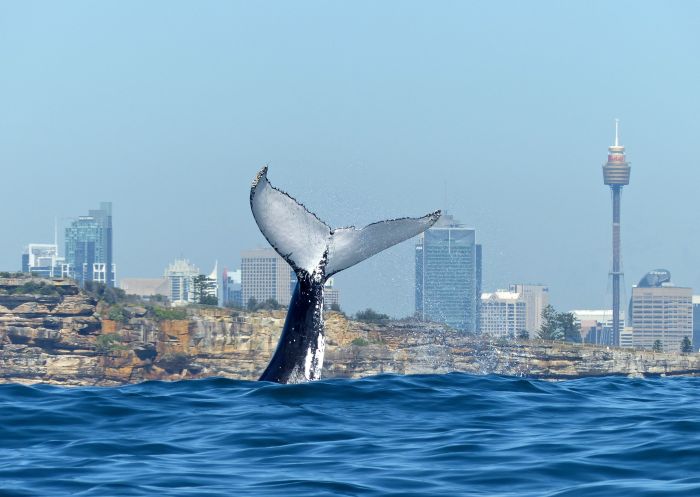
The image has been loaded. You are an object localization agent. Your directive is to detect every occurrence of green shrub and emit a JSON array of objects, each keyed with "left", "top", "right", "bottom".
[
  {"left": 151, "top": 306, "right": 187, "bottom": 321},
  {"left": 107, "top": 306, "right": 126, "bottom": 322},
  {"left": 351, "top": 337, "right": 370, "bottom": 346}
]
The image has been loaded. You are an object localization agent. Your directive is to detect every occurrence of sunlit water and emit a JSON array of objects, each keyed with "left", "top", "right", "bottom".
[{"left": 1, "top": 374, "right": 699, "bottom": 496}]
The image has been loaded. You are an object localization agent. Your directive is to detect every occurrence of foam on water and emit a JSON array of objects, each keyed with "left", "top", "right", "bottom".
[{"left": 1, "top": 374, "right": 699, "bottom": 496}]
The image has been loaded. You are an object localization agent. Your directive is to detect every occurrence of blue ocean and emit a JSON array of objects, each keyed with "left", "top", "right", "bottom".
[{"left": 1, "top": 374, "right": 699, "bottom": 496}]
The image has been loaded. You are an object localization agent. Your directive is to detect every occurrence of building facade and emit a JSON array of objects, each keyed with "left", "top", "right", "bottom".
[
  {"left": 241, "top": 248, "right": 294, "bottom": 307},
  {"left": 509, "top": 283, "right": 549, "bottom": 338},
  {"left": 480, "top": 291, "right": 526, "bottom": 337},
  {"left": 64, "top": 202, "right": 115, "bottom": 287},
  {"left": 415, "top": 214, "right": 479, "bottom": 332},
  {"left": 630, "top": 270, "right": 692, "bottom": 352}
]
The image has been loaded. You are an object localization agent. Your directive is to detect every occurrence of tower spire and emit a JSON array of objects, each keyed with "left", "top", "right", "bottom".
[{"left": 614, "top": 118, "right": 620, "bottom": 147}]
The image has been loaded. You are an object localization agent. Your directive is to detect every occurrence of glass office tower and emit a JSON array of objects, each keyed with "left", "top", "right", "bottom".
[
  {"left": 415, "top": 214, "right": 478, "bottom": 332},
  {"left": 65, "top": 202, "right": 115, "bottom": 287}
]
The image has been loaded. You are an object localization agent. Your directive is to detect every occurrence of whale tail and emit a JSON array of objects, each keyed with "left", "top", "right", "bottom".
[{"left": 250, "top": 167, "right": 441, "bottom": 279}]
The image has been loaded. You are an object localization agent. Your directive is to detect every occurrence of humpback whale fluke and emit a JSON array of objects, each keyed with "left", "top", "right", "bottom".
[{"left": 251, "top": 166, "right": 440, "bottom": 383}]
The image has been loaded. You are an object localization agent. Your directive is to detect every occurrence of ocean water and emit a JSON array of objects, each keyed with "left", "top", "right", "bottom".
[{"left": 1, "top": 374, "right": 699, "bottom": 497}]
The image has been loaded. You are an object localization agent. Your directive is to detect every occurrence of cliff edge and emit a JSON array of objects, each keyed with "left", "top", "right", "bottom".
[{"left": 1, "top": 278, "right": 699, "bottom": 386}]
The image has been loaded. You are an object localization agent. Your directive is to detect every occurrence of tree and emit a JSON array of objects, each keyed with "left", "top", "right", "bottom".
[
  {"left": 247, "top": 297, "right": 258, "bottom": 310},
  {"left": 355, "top": 308, "right": 390, "bottom": 323},
  {"left": 558, "top": 312, "right": 581, "bottom": 343},
  {"left": 192, "top": 274, "right": 217, "bottom": 305},
  {"left": 652, "top": 340, "right": 663, "bottom": 353},
  {"left": 681, "top": 336, "right": 693, "bottom": 354},
  {"left": 516, "top": 329, "right": 530, "bottom": 340},
  {"left": 329, "top": 303, "right": 342, "bottom": 312},
  {"left": 538, "top": 305, "right": 564, "bottom": 340}
]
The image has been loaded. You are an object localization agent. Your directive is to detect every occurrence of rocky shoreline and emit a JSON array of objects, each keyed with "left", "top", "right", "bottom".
[{"left": 1, "top": 278, "right": 699, "bottom": 386}]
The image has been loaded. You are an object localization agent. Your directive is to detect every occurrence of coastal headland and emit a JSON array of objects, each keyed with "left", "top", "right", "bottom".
[{"left": 1, "top": 278, "right": 699, "bottom": 386}]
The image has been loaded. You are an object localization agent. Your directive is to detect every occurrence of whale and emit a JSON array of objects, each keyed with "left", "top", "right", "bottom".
[{"left": 250, "top": 167, "right": 440, "bottom": 384}]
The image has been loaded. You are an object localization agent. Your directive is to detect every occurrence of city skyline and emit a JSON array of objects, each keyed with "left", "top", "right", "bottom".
[{"left": 3, "top": 2, "right": 700, "bottom": 316}]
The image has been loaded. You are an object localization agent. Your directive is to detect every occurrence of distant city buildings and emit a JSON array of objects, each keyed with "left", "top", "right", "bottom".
[
  {"left": 509, "top": 283, "right": 549, "bottom": 338},
  {"left": 241, "top": 248, "right": 295, "bottom": 307},
  {"left": 629, "top": 270, "right": 692, "bottom": 352},
  {"left": 64, "top": 202, "right": 115, "bottom": 287},
  {"left": 415, "top": 214, "right": 481, "bottom": 332},
  {"left": 222, "top": 268, "right": 242, "bottom": 308},
  {"left": 480, "top": 290, "right": 526, "bottom": 337},
  {"left": 570, "top": 309, "right": 620, "bottom": 346}
]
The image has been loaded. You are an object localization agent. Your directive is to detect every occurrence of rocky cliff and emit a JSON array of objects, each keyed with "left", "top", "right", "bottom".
[{"left": 2, "top": 278, "right": 700, "bottom": 386}]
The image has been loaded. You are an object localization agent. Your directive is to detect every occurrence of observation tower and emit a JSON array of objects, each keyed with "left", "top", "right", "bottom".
[{"left": 603, "top": 119, "right": 631, "bottom": 345}]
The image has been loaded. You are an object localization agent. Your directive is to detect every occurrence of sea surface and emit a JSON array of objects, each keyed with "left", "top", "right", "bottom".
[{"left": 1, "top": 374, "right": 699, "bottom": 497}]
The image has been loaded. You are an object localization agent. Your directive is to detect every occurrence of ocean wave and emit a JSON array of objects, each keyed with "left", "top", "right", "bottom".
[{"left": 1, "top": 374, "right": 699, "bottom": 496}]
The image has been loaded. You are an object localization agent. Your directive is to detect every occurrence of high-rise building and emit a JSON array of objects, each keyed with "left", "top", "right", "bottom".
[
  {"left": 64, "top": 202, "right": 115, "bottom": 287},
  {"left": 630, "top": 270, "right": 692, "bottom": 352},
  {"left": 570, "top": 309, "right": 621, "bottom": 346},
  {"left": 241, "top": 248, "right": 294, "bottom": 307},
  {"left": 509, "top": 284, "right": 549, "bottom": 337},
  {"left": 602, "top": 120, "right": 631, "bottom": 346},
  {"left": 415, "top": 214, "right": 478, "bottom": 332},
  {"left": 222, "top": 268, "right": 243, "bottom": 308},
  {"left": 164, "top": 259, "right": 199, "bottom": 305},
  {"left": 480, "top": 290, "right": 526, "bottom": 337}
]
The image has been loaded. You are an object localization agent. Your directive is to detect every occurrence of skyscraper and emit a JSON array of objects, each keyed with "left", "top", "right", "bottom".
[
  {"left": 64, "top": 202, "right": 115, "bottom": 287},
  {"left": 602, "top": 120, "right": 631, "bottom": 346},
  {"left": 415, "top": 214, "right": 478, "bottom": 332},
  {"left": 241, "top": 248, "right": 295, "bottom": 307}
]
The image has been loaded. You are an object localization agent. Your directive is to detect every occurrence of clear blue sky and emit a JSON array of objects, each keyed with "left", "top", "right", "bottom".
[{"left": 1, "top": 1, "right": 699, "bottom": 316}]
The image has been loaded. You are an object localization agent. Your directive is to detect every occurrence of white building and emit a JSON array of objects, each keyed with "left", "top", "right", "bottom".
[
  {"left": 509, "top": 284, "right": 548, "bottom": 337},
  {"left": 480, "top": 290, "right": 526, "bottom": 337},
  {"left": 164, "top": 259, "right": 200, "bottom": 306},
  {"left": 21, "top": 243, "right": 70, "bottom": 278}
]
